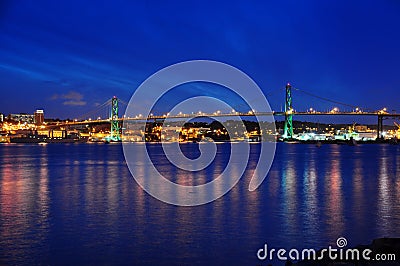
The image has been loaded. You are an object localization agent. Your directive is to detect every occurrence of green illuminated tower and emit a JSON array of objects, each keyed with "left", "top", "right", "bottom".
[
  {"left": 110, "top": 96, "right": 121, "bottom": 141},
  {"left": 283, "top": 83, "right": 294, "bottom": 139}
]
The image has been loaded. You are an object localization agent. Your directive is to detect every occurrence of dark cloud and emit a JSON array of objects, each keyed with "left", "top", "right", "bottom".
[
  {"left": 63, "top": 100, "right": 86, "bottom": 106},
  {"left": 51, "top": 91, "right": 87, "bottom": 106}
]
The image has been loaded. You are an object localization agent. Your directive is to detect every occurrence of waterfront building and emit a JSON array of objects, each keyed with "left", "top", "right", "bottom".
[
  {"left": 34, "top": 110, "right": 44, "bottom": 125},
  {"left": 9, "top": 113, "right": 34, "bottom": 123}
]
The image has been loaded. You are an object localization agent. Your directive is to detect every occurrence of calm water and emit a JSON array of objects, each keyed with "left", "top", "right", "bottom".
[{"left": 0, "top": 143, "right": 399, "bottom": 265}]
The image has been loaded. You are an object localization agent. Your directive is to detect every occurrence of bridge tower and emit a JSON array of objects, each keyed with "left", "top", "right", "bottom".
[
  {"left": 283, "top": 83, "right": 294, "bottom": 139},
  {"left": 110, "top": 96, "right": 121, "bottom": 141}
]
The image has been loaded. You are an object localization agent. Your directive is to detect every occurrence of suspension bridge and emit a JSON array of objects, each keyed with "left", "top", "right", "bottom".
[{"left": 46, "top": 84, "right": 400, "bottom": 141}]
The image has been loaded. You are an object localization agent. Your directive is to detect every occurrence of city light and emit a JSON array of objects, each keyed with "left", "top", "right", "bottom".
[
  {"left": 1, "top": 94, "right": 400, "bottom": 144},
  {"left": 378, "top": 108, "right": 388, "bottom": 114}
]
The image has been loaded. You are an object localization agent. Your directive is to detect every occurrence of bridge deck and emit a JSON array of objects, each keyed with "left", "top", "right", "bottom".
[{"left": 45, "top": 111, "right": 400, "bottom": 127}]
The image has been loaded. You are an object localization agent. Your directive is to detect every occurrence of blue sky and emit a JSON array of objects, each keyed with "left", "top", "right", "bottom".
[{"left": 1, "top": 1, "right": 399, "bottom": 119}]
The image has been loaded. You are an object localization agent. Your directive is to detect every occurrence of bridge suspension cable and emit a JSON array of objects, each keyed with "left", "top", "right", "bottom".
[
  {"left": 117, "top": 99, "right": 129, "bottom": 106},
  {"left": 76, "top": 99, "right": 112, "bottom": 121},
  {"left": 216, "top": 87, "right": 286, "bottom": 114},
  {"left": 293, "top": 87, "right": 369, "bottom": 111}
]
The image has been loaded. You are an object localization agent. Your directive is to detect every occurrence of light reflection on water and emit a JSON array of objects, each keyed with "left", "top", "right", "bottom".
[
  {"left": 302, "top": 147, "right": 318, "bottom": 239},
  {"left": 325, "top": 146, "right": 344, "bottom": 240},
  {"left": 282, "top": 150, "right": 299, "bottom": 239},
  {"left": 0, "top": 143, "right": 399, "bottom": 265}
]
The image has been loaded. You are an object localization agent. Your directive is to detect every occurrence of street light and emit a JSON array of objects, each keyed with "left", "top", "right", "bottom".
[
  {"left": 379, "top": 108, "right": 388, "bottom": 114},
  {"left": 331, "top": 107, "right": 338, "bottom": 113}
]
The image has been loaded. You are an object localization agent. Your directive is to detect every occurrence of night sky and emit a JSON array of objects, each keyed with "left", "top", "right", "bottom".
[{"left": 1, "top": 1, "right": 399, "bottom": 119}]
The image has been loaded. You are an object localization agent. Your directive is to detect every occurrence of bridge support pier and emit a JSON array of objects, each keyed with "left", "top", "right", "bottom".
[
  {"left": 377, "top": 115, "right": 383, "bottom": 140},
  {"left": 283, "top": 83, "right": 294, "bottom": 139},
  {"left": 109, "top": 96, "right": 121, "bottom": 141}
]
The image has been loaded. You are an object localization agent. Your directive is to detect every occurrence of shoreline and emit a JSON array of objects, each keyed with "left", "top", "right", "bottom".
[{"left": 0, "top": 139, "right": 399, "bottom": 145}]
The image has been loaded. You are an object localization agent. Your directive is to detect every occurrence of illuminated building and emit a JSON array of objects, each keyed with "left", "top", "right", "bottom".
[
  {"left": 37, "top": 129, "right": 67, "bottom": 138},
  {"left": 9, "top": 113, "right": 34, "bottom": 123},
  {"left": 34, "top": 109, "right": 45, "bottom": 125}
]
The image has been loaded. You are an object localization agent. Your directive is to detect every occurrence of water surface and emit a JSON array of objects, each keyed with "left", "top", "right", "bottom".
[{"left": 0, "top": 143, "right": 399, "bottom": 265}]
